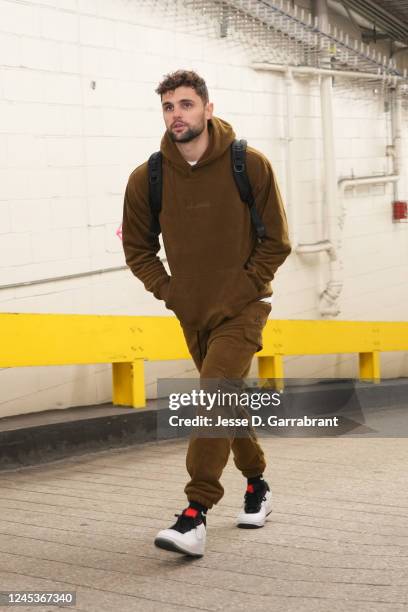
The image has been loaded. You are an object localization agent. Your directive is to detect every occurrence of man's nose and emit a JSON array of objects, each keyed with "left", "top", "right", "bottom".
[
  {"left": 170, "top": 111, "right": 183, "bottom": 125},
  {"left": 173, "top": 109, "right": 182, "bottom": 119}
]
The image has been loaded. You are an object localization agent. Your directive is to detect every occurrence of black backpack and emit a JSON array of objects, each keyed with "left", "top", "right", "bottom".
[{"left": 147, "top": 139, "right": 266, "bottom": 242}]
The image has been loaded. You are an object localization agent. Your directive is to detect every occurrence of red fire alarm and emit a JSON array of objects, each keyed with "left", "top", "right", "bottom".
[{"left": 392, "top": 200, "right": 408, "bottom": 222}]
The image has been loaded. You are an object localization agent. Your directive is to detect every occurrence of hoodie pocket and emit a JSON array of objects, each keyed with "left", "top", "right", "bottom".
[
  {"left": 165, "top": 266, "right": 261, "bottom": 330},
  {"left": 243, "top": 301, "right": 272, "bottom": 352},
  {"left": 244, "top": 327, "right": 263, "bottom": 353}
]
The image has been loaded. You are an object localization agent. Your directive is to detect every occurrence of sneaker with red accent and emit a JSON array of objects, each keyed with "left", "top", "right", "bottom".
[
  {"left": 154, "top": 506, "right": 206, "bottom": 557},
  {"left": 237, "top": 480, "right": 272, "bottom": 528}
]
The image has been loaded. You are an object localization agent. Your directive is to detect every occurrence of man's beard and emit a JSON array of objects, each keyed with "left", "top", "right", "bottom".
[{"left": 169, "top": 120, "right": 205, "bottom": 143}]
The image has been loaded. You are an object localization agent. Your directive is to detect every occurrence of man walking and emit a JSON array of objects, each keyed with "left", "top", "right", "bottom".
[{"left": 122, "top": 70, "right": 291, "bottom": 557}]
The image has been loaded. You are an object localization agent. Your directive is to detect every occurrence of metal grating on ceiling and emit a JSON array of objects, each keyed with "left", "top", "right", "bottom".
[
  {"left": 215, "top": 0, "right": 400, "bottom": 72},
  {"left": 142, "top": 0, "right": 408, "bottom": 98}
]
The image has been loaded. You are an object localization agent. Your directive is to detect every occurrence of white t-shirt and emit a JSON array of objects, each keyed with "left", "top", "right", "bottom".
[{"left": 188, "top": 160, "right": 198, "bottom": 166}]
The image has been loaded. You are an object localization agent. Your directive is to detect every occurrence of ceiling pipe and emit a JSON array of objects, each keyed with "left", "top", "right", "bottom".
[
  {"left": 283, "top": 68, "right": 297, "bottom": 249},
  {"left": 310, "top": 0, "right": 343, "bottom": 317},
  {"left": 390, "top": 85, "right": 403, "bottom": 202},
  {"left": 338, "top": 175, "right": 399, "bottom": 191},
  {"left": 252, "top": 63, "right": 399, "bottom": 82}
]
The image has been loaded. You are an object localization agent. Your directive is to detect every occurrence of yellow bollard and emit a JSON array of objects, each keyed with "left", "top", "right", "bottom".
[
  {"left": 258, "top": 354, "right": 284, "bottom": 391},
  {"left": 112, "top": 359, "right": 146, "bottom": 408},
  {"left": 359, "top": 351, "right": 381, "bottom": 383}
]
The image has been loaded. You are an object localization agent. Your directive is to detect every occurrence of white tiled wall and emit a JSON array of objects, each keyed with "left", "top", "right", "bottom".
[{"left": 0, "top": 0, "right": 407, "bottom": 416}]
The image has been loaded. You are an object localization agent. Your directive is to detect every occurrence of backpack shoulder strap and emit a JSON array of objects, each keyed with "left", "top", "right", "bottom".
[
  {"left": 231, "top": 139, "right": 266, "bottom": 242},
  {"left": 148, "top": 151, "right": 162, "bottom": 236}
]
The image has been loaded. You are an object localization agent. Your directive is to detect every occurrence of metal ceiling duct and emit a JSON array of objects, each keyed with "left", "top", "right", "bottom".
[{"left": 341, "top": 0, "right": 408, "bottom": 44}]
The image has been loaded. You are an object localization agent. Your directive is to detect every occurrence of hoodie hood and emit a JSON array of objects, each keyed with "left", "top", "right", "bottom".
[{"left": 160, "top": 116, "right": 236, "bottom": 172}]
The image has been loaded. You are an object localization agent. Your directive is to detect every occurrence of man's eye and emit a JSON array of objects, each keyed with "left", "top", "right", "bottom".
[{"left": 183, "top": 102, "right": 192, "bottom": 108}]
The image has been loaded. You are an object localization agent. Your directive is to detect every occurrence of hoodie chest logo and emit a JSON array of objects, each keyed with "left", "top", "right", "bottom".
[{"left": 185, "top": 200, "right": 212, "bottom": 210}]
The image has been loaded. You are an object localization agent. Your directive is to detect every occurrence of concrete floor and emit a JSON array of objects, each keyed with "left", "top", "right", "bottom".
[{"left": 0, "top": 436, "right": 407, "bottom": 611}]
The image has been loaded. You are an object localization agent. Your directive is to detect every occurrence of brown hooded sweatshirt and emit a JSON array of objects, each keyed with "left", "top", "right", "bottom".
[{"left": 122, "top": 116, "right": 291, "bottom": 331}]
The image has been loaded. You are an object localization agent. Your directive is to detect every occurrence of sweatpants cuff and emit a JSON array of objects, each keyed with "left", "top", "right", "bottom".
[
  {"left": 241, "top": 466, "right": 267, "bottom": 479},
  {"left": 186, "top": 494, "right": 216, "bottom": 510}
]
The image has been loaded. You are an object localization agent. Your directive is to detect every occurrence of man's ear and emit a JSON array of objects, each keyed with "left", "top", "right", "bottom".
[{"left": 205, "top": 101, "right": 214, "bottom": 119}]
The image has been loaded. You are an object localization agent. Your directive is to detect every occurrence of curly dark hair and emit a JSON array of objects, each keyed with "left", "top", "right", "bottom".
[{"left": 155, "top": 70, "right": 209, "bottom": 104}]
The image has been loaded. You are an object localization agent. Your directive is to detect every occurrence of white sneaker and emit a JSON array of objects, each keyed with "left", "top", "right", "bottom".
[
  {"left": 154, "top": 506, "right": 206, "bottom": 557},
  {"left": 237, "top": 480, "right": 272, "bottom": 528}
]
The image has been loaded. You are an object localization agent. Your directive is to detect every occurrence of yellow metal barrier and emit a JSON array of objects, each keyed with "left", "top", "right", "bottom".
[{"left": 0, "top": 313, "right": 407, "bottom": 408}]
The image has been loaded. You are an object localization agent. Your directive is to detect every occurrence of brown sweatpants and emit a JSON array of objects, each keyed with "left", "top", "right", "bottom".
[{"left": 181, "top": 300, "right": 271, "bottom": 509}]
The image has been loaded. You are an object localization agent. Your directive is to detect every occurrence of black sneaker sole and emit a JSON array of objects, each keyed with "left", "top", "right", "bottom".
[{"left": 154, "top": 537, "right": 203, "bottom": 558}]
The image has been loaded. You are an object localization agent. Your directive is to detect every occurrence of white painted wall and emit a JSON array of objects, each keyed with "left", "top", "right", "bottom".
[{"left": 0, "top": 0, "right": 407, "bottom": 417}]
